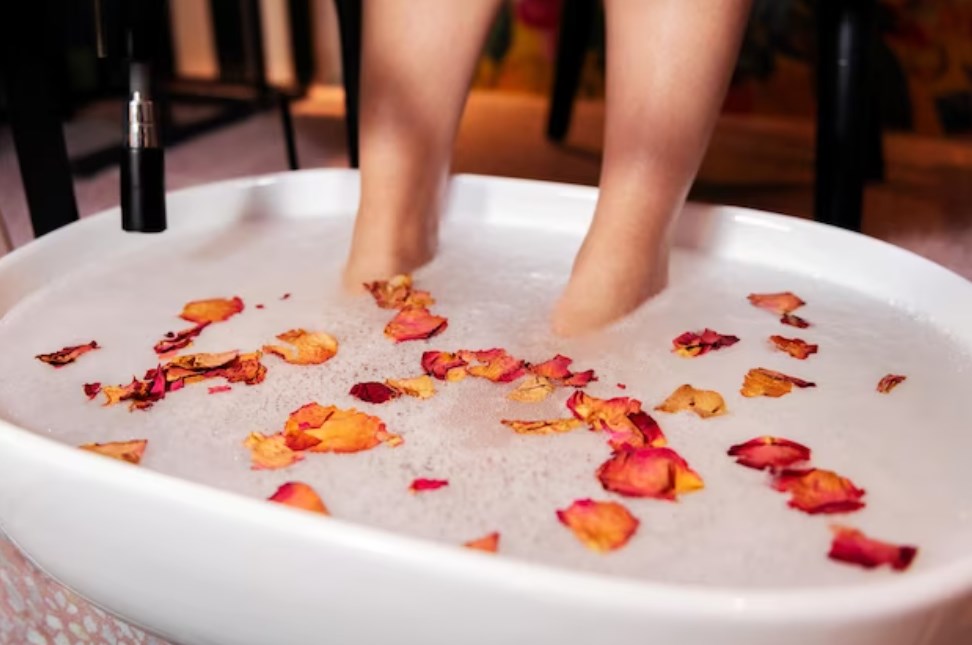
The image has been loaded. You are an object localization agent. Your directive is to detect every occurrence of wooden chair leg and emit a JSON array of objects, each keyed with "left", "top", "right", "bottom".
[
  {"left": 546, "top": 0, "right": 596, "bottom": 142},
  {"left": 333, "top": 0, "right": 361, "bottom": 168},
  {"left": 814, "top": 0, "right": 877, "bottom": 232}
]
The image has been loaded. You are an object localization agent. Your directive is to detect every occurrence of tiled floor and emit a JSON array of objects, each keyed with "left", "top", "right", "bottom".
[{"left": 1, "top": 87, "right": 970, "bottom": 277}]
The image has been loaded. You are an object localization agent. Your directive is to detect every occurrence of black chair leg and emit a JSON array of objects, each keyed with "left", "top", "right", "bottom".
[
  {"left": 546, "top": 0, "right": 596, "bottom": 142},
  {"left": 334, "top": 0, "right": 361, "bottom": 168},
  {"left": 814, "top": 0, "right": 877, "bottom": 232},
  {"left": 0, "top": 0, "right": 80, "bottom": 238}
]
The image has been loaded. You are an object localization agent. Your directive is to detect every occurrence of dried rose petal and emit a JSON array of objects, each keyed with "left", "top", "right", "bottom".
[
  {"left": 180, "top": 296, "right": 244, "bottom": 324},
  {"left": 529, "top": 354, "right": 573, "bottom": 380},
  {"left": 244, "top": 432, "right": 304, "bottom": 470},
  {"left": 617, "top": 383, "right": 627, "bottom": 390},
  {"left": 877, "top": 374, "right": 906, "bottom": 394},
  {"left": 596, "top": 446, "right": 704, "bottom": 500},
  {"left": 385, "top": 375, "right": 436, "bottom": 399},
  {"left": 741, "top": 367, "right": 816, "bottom": 398},
  {"left": 567, "top": 391, "right": 666, "bottom": 449},
  {"left": 828, "top": 526, "right": 917, "bottom": 571},
  {"left": 727, "top": 436, "right": 811, "bottom": 471},
  {"left": 36, "top": 341, "right": 99, "bottom": 367},
  {"left": 408, "top": 478, "right": 449, "bottom": 493},
  {"left": 211, "top": 351, "right": 267, "bottom": 385},
  {"left": 501, "top": 417, "right": 584, "bottom": 435},
  {"left": 748, "top": 292, "right": 805, "bottom": 315},
  {"left": 79, "top": 439, "right": 147, "bottom": 464},
  {"left": 208, "top": 385, "right": 232, "bottom": 394},
  {"left": 283, "top": 403, "right": 402, "bottom": 453},
  {"left": 563, "top": 370, "right": 597, "bottom": 387},
  {"left": 421, "top": 351, "right": 468, "bottom": 380},
  {"left": 153, "top": 322, "right": 210, "bottom": 355},
  {"left": 349, "top": 381, "right": 400, "bottom": 404},
  {"left": 385, "top": 307, "right": 448, "bottom": 342},
  {"left": 772, "top": 468, "right": 866, "bottom": 514},
  {"left": 364, "top": 274, "right": 435, "bottom": 310},
  {"left": 770, "top": 335, "right": 818, "bottom": 360},
  {"left": 464, "top": 532, "right": 500, "bottom": 553},
  {"left": 101, "top": 366, "right": 168, "bottom": 411},
  {"left": 255, "top": 304, "right": 265, "bottom": 309},
  {"left": 556, "top": 499, "right": 639, "bottom": 553},
  {"left": 281, "top": 293, "right": 291, "bottom": 300},
  {"left": 672, "top": 329, "right": 740, "bottom": 358},
  {"left": 83, "top": 382, "right": 102, "bottom": 400},
  {"left": 781, "top": 313, "right": 811, "bottom": 329},
  {"left": 268, "top": 482, "right": 329, "bottom": 515},
  {"left": 655, "top": 384, "right": 727, "bottom": 418},
  {"left": 263, "top": 329, "right": 338, "bottom": 365},
  {"left": 507, "top": 375, "right": 555, "bottom": 402},
  {"left": 459, "top": 348, "right": 526, "bottom": 383}
]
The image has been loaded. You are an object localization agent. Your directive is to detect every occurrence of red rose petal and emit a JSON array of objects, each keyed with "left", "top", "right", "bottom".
[
  {"left": 530, "top": 354, "right": 573, "bottom": 380},
  {"left": 877, "top": 374, "right": 906, "bottom": 394},
  {"left": 349, "top": 381, "right": 400, "bottom": 404},
  {"left": 567, "top": 391, "right": 666, "bottom": 449},
  {"left": 421, "top": 350, "right": 468, "bottom": 380},
  {"left": 828, "top": 525, "right": 917, "bottom": 571},
  {"left": 459, "top": 348, "right": 526, "bottom": 383},
  {"left": 153, "top": 322, "right": 210, "bottom": 355},
  {"left": 385, "top": 307, "right": 448, "bottom": 342},
  {"left": 748, "top": 292, "right": 805, "bottom": 315},
  {"left": 772, "top": 468, "right": 866, "bottom": 514},
  {"left": 780, "top": 313, "right": 811, "bottom": 328},
  {"left": 268, "top": 481, "right": 329, "bottom": 515},
  {"left": 83, "top": 382, "right": 102, "bottom": 400},
  {"left": 408, "top": 478, "right": 449, "bottom": 493},
  {"left": 208, "top": 385, "right": 232, "bottom": 394},
  {"left": 36, "top": 341, "right": 99, "bottom": 367},
  {"left": 556, "top": 499, "right": 639, "bottom": 553},
  {"left": 727, "top": 436, "right": 811, "bottom": 471},
  {"left": 281, "top": 293, "right": 291, "bottom": 300},
  {"left": 596, "top": 446, "right": 704, "bottom": 500},
  {"left": 672, "top": 328, "right": 740, "bottom": 358}
]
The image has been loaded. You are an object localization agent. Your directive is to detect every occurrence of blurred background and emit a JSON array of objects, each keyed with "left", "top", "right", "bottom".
[{"left": 0, "top": 0, "right": 970, "bottom": 277}]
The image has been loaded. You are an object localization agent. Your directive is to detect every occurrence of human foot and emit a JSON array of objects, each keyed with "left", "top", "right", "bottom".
[
  {"left": 551, "top": 212, "right": 673, "bottom": 337},
  {"left": 342, "top": 206, "right": 439, "bottom": 292}
]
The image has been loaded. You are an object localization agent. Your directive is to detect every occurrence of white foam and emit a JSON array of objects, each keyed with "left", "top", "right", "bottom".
[{"left": 0, "top": 215, "right": 969, "bottom": 590}]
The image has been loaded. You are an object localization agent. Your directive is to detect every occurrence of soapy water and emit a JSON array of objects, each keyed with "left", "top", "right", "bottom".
[{"left": 0, "top": 215, "right": 969, "bottom": 590}]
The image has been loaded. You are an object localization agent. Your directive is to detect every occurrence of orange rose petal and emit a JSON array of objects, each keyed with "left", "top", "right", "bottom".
[
  {"left": 780, "top": 313, "right": 811, "bottom": 328},
  {"left": 828, "top": 526, "right": 917, "bottom": 571},
  {"left": 655, "top": 384, "right": 728, "bottom": 418},
  {"left": 100, "top": 367, "right": 167, "bottom": 411},
  {"left": 421, "top": 351, "right": 468, "bottom": 380},
  {"left": 79, "top": 439, "right": 147, "bottom": 464},
  {"left": 563, "top": 369, "right": 597, "bottom": 387},
  {"left": 748, "top": 292, "right": 805, "bottom": 315},
  {"left": 153, "top": 322, "right": 210, "bottom": 355},
  {"left": 180, "top": 296, "right": 244, "bottom": 324},
  {"left": 283, "top": 402, "right": 401, "bottom": 453},
  {"left": 727, "top": 436, "right": 811, "bottom": 471},
  {"left": 386, "top": 375, "right": 436, "bottom": 399},
  {"left": 244, "top": 432, "right": 304, "bottom": 470},
  {"left": 566, "top": 391, "right": 666, "bottom": 449},
  {"left": 769, "top": 335, "right": 818, "bottom": 360},
  {"left": 464, "top": 532, "right": 500, "bottom": 553},
  {"left": 772, "top": 468, "right": 866, "bottom": 514},
  {"left": 210, "top": 351, "right": 267, "bottom": 385},
  {"left": 672, "top": 329, "right": 740, "bottom": 358},
  {"left": 349, "top": 382, "right": 400, "bottom": 404},
  {"left": 507, "top": 375, "right": 555, "bottom": 402},
  {"left": 877, "top": 374, "right": 906, "bottom": 394},
  {"left": 459, "top": 348, "right": 526, "bottom": 383},
  {"left": 385, "top": 307, "right": 448, "bottom": 342},
  {"left": 741, "top": 367, "right": 816, "bottom": 398},
  {"left": 408, "top": 478, "right": 449, "bottom": 493},
  {"left": 268, "top": 482, "right": 329, "bottom": 515},
  {"left": 263, "top": 329, "right": 338, "bottom": 365},
  {"left": 556, "top": 499, "right": 639, "bottom": 553},
  {"left": 530, "top": 354, "right": 573, "bottom": 380},
  {"left": 364, "top": 274, "right": 435, "bottom": 310},
  {"left": 501, "top": 417, "right": 584, "bottom": 435},
  {"left": 596, "top": 446, "right": 704, "bottom": 500},
  {"left": 166, "top": 350, "right": 239, "bottom": 374},
  {"left": 208, "top": 385, "right": 232, "bottom": 394},
  {"left": 36, "top": 341, "right": 99, "bottom": 367}
]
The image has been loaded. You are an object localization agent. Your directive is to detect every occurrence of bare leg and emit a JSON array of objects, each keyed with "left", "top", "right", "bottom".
[
  {"left": 552, "top": 0, "right": 751, "bottom": 335},
  {"left": 343, "top": 0, "right": 501, "bottom": 288}
]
